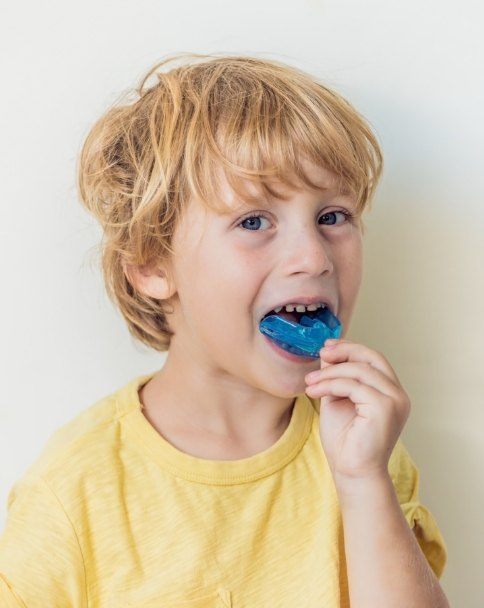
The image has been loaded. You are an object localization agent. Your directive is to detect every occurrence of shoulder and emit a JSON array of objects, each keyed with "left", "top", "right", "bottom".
[
  {"left": 387, "top": 438, "right": 448, "bottom": 579},
  {"left": 387, "top": 438, "right": 420, "bottom": 503},
  {"left": 7, "top": 373, "right": 153, "bottom": 510}
]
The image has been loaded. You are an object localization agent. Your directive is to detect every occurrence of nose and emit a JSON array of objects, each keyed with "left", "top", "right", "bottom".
[{"left": 282, "top": 225, "right": 334, "bottom": 276}]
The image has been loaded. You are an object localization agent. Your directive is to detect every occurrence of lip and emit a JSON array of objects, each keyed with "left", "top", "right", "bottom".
[{"left": 259, "top": 294, "right": 336, "bottom": 322}]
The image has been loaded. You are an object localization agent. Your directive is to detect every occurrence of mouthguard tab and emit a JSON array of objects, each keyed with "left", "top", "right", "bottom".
[{"left": 259, "top": 306, "right": 342, "bottom": 358}]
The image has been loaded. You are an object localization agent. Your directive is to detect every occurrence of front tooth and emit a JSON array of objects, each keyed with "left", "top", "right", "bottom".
[
  {"left": 274, "top": 306, "right": 283, "bottom": 313},
  {"left": 283, "top": 302, "right": 327, "bottom": 313}
]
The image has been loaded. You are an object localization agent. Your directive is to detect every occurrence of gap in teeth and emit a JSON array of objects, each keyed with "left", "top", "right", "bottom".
[{"left": 273, "top": 302, "right": 327, "bottom": 313}]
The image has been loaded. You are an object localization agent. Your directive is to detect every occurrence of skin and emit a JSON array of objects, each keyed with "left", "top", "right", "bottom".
[
  {"left": 306, "top": 340, "right": 449, "bottom": 606},
  {"left": 127, "top": 157, "right": 450, "bottom": 604},
  {"left": 126, "top": 156, "right": 363, "bottom": 457}
]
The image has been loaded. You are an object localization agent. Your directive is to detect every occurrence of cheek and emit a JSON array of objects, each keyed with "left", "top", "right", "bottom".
[
  {"left": 337, "top": 238, "right": 363, "bottom": 315},
  {"left": 189, "top": 297, "right": 253, "bottom": 363},
  {"left": 187, "top": 256, "right": 255, "bottom": 334},
  {"left": 345, "top": 251, "right": 363, "bottom": 293},
  {"left": 199, "top": 242, "right": 264, "bottom": 299}
]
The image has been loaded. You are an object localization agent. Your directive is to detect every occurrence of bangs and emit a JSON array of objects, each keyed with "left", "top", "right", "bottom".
[{"left": 174, "top": 55, "right": 383, "bottom": 215}]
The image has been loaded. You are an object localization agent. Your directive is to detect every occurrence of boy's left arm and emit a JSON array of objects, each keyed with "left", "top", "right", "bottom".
[
  {"left": 305, "top": 339, "right": 450, "bottom": 608},
  {"left": 336, "top": 471, "right": 449, "bottom": 608}
]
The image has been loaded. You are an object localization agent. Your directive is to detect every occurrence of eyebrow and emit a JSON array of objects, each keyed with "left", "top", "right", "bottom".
[{"left": 230, "top": 191, "right": 356, "bottom": 214}]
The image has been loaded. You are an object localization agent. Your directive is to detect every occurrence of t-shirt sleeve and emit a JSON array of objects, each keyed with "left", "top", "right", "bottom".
[
  {"left": 0, "top": 475, "right": 87, "bottom": 607},
  {"left": 389, "top": 439, "right": 448, "bottom": 580}
]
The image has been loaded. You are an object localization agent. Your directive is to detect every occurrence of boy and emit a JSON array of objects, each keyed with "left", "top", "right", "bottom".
[{"left": 0, "top": 53, "right": 449, "bottom": 607}]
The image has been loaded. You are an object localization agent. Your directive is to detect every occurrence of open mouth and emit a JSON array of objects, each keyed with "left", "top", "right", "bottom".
[
  {"left": 260, "top": 306, "right": 328, "bottom": 325},
  {"left": 258, "top": 304, "right": 342, "bottom": 358}
]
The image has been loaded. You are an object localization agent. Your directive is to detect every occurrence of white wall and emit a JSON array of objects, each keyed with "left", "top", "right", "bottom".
[{"left": 1, "top": 1, "right": 482, "bottom": 605}]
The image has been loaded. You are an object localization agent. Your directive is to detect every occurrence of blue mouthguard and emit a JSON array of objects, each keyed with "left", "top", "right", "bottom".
[{"left": 259, "top": 305, "right": 342, "bottom": 358}]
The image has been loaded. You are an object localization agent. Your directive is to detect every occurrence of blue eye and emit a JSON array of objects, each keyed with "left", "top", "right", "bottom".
[
  {"left": 238, "top": 214, "right": 271, "bottom": 231},
  {"left": 237, "top": 210, "right": 354, "bottom": 231}
]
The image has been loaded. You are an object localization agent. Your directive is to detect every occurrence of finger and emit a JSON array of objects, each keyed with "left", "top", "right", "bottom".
[
  {"left": 305, "top": 377, "right": 393, "bottom": 418},
  {"left": 306, "top": 361, "right": 400, "bottom": 401},
  {"left": 316, "top": 341, "right": 402, "bottom": 388}
]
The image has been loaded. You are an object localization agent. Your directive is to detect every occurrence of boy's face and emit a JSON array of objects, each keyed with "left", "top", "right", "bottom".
[{"left": 155, "top": 157, "right": 363, "bottom": 396}]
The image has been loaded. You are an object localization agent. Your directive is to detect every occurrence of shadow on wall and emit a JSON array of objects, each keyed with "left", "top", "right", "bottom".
[{"left": 405, "top": 421, "right": 483, "bottom": 608}]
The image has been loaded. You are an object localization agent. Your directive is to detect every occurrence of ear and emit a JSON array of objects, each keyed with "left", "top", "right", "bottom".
[{"left": 122, "top": 261, "right": 176, "bottom": 300}]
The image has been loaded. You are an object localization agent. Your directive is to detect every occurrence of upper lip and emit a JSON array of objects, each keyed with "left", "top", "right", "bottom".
[{"left": 259, "top": 294, "right": 336, "bottom": 320}]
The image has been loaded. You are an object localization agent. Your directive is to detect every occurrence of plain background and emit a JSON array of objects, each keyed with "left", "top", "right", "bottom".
[{"left": 1, "top": 1, "right": 483, "bottom": 605}]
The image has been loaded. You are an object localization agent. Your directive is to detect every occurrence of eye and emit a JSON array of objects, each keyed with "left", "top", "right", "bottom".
[
  {"left": 318, "top": 210, "right": 355, "bottom": 226},
  {"left": 237, "top": 214, "right": 272, "bottom": 231},
  {"left": 236, "top": 210, "right": 355, "bottom": 232}
]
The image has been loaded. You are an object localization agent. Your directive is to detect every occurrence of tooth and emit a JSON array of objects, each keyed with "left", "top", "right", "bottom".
[{"left": 269, "top": 302, "right": 328, "bottom": 315}]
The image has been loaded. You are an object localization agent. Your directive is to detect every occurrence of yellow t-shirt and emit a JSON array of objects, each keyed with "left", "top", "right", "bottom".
[{"left": 0, "top": 372, "right": 447, "bottom": 607}]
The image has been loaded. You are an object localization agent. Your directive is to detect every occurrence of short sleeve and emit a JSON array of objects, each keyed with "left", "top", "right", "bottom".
[
  {"left": 0, "top": 475, "right": 87, "bottom": 607},
  {"left": 388, "top": 440, "right": 448, "bottom": 579}
]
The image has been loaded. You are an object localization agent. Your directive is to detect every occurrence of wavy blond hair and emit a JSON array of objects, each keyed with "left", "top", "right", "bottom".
[{"left": 76, "top": 52, "right": 384, "bottom": 352}]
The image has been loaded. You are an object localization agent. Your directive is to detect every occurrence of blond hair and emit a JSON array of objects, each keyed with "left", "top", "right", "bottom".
[{"left": 76, "top": 52, "right": 384, "bottom": 352}]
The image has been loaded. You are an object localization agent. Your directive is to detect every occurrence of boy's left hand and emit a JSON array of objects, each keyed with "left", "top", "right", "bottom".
[{"left": 304, "top": 339, "right": 411, "bottom": 488}]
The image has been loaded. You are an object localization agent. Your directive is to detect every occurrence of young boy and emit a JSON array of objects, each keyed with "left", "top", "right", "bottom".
[{"left": 0, "top": 53, "right": 449, "bottom": 607}]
